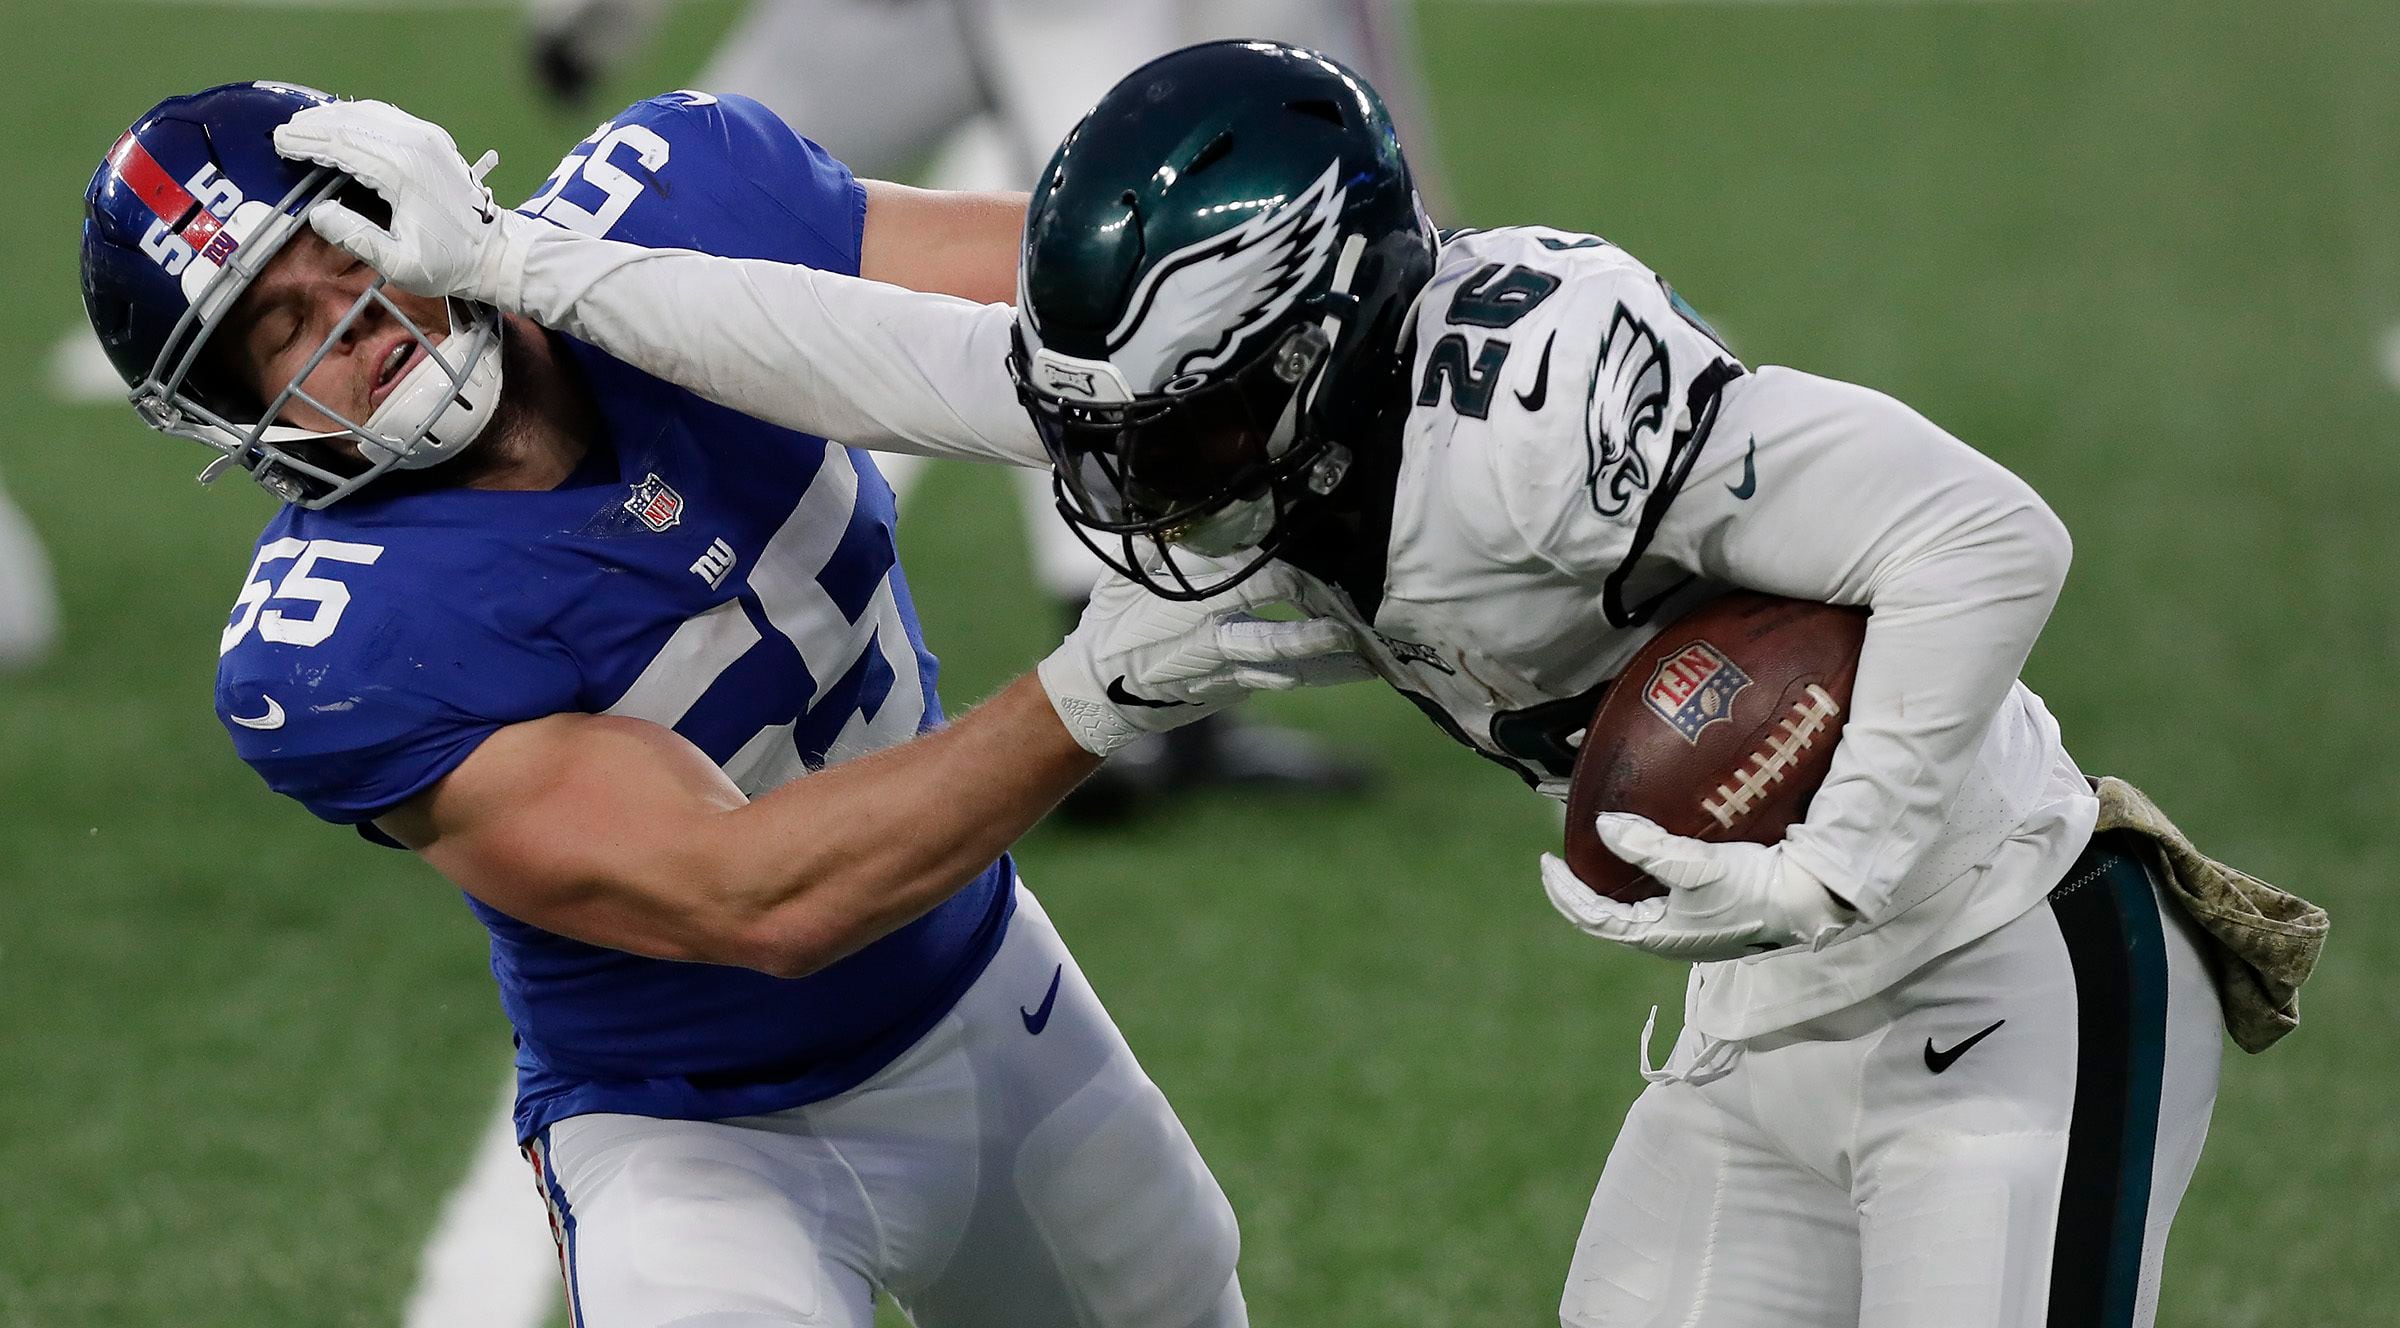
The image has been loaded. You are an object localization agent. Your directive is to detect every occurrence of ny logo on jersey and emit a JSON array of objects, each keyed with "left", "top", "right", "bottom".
[
  {"left": 625, "top": 473, "right": 685, "bottom": 532},
  {"left": 690, "top": 538, "right": 737, "bottom": 590}
]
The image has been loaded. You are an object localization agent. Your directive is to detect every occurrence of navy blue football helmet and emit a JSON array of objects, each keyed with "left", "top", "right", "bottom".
[{"left": 80, "top": 81, "right": 503, "bottom": 507}]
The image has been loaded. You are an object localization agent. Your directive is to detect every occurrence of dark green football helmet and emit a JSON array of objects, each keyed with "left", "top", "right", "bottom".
[{"left": 1011, "top": 40, "right": 1436, "bottom": 599}]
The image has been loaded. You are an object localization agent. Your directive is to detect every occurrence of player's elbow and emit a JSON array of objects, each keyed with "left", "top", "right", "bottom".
[
  {"left": 1999, "top": 495, "right": 2074, "bottom": 594},
  {"left": 706, "top": 859, "right": 888, "bottom": 979},
  {"left": 674, "top": 818, "right": 954, "bottom": 980},
  {"left": 693, "top": 865, "right": 858, "bottom": 979},
  {"left": 724, "top": 913, "right": 849, "bottom": 979}
]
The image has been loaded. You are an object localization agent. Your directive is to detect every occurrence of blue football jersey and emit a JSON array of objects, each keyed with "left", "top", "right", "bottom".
[{"left": 213, "top": 91, "right": 1013, "bottom": 1139}]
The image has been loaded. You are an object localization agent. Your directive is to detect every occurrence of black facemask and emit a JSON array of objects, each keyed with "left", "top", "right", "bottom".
[{"left": 1015, "top": 324, "right": 1342, "bottom": 600}]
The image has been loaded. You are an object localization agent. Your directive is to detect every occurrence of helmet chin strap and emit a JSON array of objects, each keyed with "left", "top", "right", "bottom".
[
  {"left": 1173, "top": 493, "right": 1277, "bottom": 556},
  {"left": 354, "top": 299, "right": 506, "bottom": 471},
  {"left": 194, "top": 296, "right": 506, "bottom": 505}
]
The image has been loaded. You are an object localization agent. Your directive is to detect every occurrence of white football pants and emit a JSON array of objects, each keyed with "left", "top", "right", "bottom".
[
  {"left": 525, "top": 887, "right": 1246, "bottom": 1328},
  {"left": 1562, "top": 836, "right": 2222, "bottom": 1328}
]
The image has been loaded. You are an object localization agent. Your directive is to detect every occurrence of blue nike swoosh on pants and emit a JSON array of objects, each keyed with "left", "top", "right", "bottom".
[{"left": 1021, "top": 964, "right": 1064, "bottom": 1034}]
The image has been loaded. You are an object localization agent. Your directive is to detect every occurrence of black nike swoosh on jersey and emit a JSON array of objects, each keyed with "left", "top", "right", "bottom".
[
  {"left": 1924, "top": 1019, "right": 2006, "bottom": 1073},
  {"left": 1515, "top": 332, "right": 1556, "bottom": 412},
  {"left": 1021, "top": 964, "right": 1065, "bottom": 1035},
  {"left": 1105, "top": 676, "right": 1192, "bottom": 709},
  {"left": 1726, "top": 437, "right": 1758, "bottom": 499}
]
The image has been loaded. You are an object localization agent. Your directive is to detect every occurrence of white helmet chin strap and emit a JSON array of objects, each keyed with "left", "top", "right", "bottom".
[
  {"left": 207, "top": 291, "right": 506, "bottom": 506},
  {"left": 354, "top": 297, "right": 504, "bottom": 471}
]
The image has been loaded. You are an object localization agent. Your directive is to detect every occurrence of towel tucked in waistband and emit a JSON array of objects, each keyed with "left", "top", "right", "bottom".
[{"left": 2093, "top": 775, "right": 2328, "bottom": 1053}]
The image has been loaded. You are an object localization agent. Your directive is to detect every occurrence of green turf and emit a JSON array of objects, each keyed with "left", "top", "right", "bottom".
[{"left": 3, "top": 1, "right": 2394, "bottom": 1324}]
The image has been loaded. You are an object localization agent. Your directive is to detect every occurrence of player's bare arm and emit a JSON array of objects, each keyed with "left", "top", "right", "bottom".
[
  {"left": 379, "top": 565, "right": 1362, "bottom": 978},
  {"left": 377, "top": 675, "right": 1086, "bottom": 977},
  {"left": 859, "top": 180, "right": 1027, "bottom": 306}
]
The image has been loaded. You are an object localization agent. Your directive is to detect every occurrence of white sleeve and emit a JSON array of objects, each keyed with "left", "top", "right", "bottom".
[
  {"left": 499, "top": 223, "right": 1047, "bottom": 468},
  {"left": 1503, "top": 365, "right": 2071, "bottom": 919},
  {"left": 1653, "top": 369, "right": 2072, "bottom": 917}
]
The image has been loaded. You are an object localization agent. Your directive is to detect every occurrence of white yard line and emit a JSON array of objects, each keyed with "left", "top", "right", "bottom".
[
  {"left": 46, "top": 329, "right": 130, "bottom": 406},
  {"left": 401, "top": 1073, "right": 562, "bottom": 1328}
]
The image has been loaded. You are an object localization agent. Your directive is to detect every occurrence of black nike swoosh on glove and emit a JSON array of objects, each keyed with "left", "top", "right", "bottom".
[{"left": 1106, "top": 676, "right": 1192, "bottom": 709}]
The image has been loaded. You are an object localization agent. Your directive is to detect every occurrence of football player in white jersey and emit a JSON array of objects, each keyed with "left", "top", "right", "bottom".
[{"left": 272, "top": 42, "right": 2247, "bottom": 1326}]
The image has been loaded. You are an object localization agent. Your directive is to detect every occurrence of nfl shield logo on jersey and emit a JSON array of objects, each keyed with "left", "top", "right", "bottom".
[
  {"left": 1642, "top": 640, "right": 1752, "bottom": 744},
  {"left": 625, "top": 473, "right": 685, "bottom": 532}
]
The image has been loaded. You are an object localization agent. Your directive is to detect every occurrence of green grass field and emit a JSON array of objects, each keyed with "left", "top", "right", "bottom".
[{"left": 3, "top": 1, "right": 2395, "bottom": 1324}]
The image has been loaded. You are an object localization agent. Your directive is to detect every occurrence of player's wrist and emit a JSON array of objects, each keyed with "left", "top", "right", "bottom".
[
  {"left": 470, "top": 208, "right": 544, "bottom": 312},
  {"left": 1036, "top": 651, "right": 1142, "bottom": 758},
  {"left": 1770, "top": 852, "right": 1853, "bottom": 951}
]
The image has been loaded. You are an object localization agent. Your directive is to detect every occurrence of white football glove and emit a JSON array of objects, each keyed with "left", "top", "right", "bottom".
[
  {"left": 272, "top": 101, "right": 535, "bottom": 307},
  {"left": 1539, "top": 813, "right": 1856, "bottom": 963},
  {"left": 1039, "top": 567, "right": 1371, "bottom": 758}
]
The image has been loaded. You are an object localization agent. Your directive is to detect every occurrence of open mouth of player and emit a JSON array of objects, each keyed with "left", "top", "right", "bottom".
[{"left": 369, "top": 337, "right": 421, "bottom": 408}]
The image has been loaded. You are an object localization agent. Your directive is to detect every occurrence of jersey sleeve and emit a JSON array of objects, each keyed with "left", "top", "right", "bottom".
[
  {"left": 1643, "top": 368, "right": 2074, "bottom": 918},
  {"left": 492, "top": 91, "right": 1044, "bottom": 470},
  {"left": 1472, "top": 235, "right": 2073, "bottom": 919},
  {"left": 213, "top": 531, "right": 582, "bottom": 827},
  {"left": 517, "top": 90, "right": 866, "bottom": 273}
]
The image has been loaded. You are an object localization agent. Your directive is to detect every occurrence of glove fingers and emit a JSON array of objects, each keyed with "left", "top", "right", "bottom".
[
  {"left": 1215, "top": 617, "right": 1357, "bottom": 663},
  {"left": 305, "top": 199, "right": 396, "bottom": 268},
  {"left": 269, "top": 121, "right": 332, "bottom": 163},
  {"left": 272, "top": 128, "right": 374, "bottom": 183},
  {"left": 1227, "top": 647, "right": 1375, "bottom": 691},
  {"left": 1593, "top": 812, "right": 1718, "bottom": 892},
  {"left": 1540, "top": 853, "right": 1662, "bottom": 937},
  {"left": 1224, "top": 667, "right": 1298, "bottom": 693}
]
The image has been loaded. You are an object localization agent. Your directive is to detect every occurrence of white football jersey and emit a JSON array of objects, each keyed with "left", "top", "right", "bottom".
[{"left": 1272, "top": 228, "right": 2100, "bottom": 1037}]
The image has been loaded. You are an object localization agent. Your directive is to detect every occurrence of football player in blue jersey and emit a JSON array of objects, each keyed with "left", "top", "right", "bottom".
[{"left": 79, "top": 81, "right": 1367, "bottom": 1327}]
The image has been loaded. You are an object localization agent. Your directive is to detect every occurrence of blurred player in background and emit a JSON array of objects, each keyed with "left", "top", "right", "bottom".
[
  {"left": 523, "top": 0, "right": 1442, "bottom": 817},
  {"left": 0, "top": 482, "right": 59, "bottom": 670},
  {"left": 292, "top": 42, "right": 2329, "bottom": 1327},
  {"left": 80, "top": 79, "right": 1372, "bottom": 1328}
]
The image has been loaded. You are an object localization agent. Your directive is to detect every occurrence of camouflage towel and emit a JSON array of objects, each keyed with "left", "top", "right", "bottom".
[{"left": 2095, "top": 776, "right": 2329, "bottom": 1053}]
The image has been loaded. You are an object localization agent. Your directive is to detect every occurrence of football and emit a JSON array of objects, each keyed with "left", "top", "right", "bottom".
[{"left": 1564, "top": 593, "right": 1868, "bottom": 902}]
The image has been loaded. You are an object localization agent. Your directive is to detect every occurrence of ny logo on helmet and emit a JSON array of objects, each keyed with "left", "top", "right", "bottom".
[{"left": 132, "top": 162, "right": 247, "bottom": 277}]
